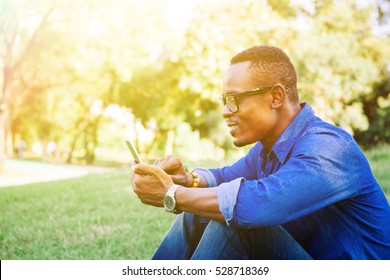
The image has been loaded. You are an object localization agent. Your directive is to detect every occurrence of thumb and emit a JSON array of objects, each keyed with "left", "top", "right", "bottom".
[
  {"left": 130, "top": 160, "right": 138, "bottom": 168},
  {"left": 133, "top": 163, "right": 166, "bottom": 176}
]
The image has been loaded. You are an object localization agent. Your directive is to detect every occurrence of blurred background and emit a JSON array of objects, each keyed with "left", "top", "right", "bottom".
[
  {"left": 1, "top": 0, "right": 389, "bottom": 169},
  {"left": 1, "top": 0, "right": 390, "bottom": 260}
]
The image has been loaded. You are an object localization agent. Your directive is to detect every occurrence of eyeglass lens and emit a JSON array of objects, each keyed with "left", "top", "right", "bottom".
[
  {"left": 221, "top": 95, "right": 238, "bottom": 112},
  {"left": 226, "top": 96, "right": 238, "bottom": 112}
]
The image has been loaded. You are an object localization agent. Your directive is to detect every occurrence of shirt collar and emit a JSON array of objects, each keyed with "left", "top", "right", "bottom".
[{"left": 269, "top": 102, "right": 316, "bottom": 163}]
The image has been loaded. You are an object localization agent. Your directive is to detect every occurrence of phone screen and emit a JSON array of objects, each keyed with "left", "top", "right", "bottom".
[{"left": 125, "top": 140, "right": 142, "bottom": 163}]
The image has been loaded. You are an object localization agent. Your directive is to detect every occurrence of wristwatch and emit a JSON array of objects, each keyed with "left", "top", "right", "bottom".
[{"left": 163, "top": 184, "right": 182, "bottom": 214}]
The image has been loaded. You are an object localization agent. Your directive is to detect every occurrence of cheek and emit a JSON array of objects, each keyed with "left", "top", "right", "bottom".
[
  {"left": 241, "top": 110, "right": 264, "bottom": 127},
  {"left": 244, "top": 113, "right": 272, "bottom": 137},
  {"left": 237, "top": 99, "right": 271, "bottom": 135},
  {"left": 240, "top": 114, "right": 263, "bottom": 137}
]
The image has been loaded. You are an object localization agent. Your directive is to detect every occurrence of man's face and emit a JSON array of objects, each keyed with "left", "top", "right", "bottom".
[{"left": 222, "top": 61, "right": 278, "bottom": 147}]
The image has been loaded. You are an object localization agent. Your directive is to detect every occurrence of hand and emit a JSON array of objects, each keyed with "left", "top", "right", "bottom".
[
  {"left": 131, "top": 163, "right": 173, "bottom": 207},
  {"left": 154, "top": 155, "right": 191, "bottom": 187}
]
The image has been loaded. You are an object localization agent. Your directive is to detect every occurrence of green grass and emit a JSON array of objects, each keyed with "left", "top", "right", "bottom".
[
  {"left": 0, "top": 170, "right": 175, "bottom": 259},
  {"left": 0, "top": 146, "right": 389, "bottom": 260},
  {"left": 365, "top": 145, "right": 390, "bottom": 201}
]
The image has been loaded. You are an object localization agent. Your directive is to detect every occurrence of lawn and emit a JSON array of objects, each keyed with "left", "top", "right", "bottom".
[
  {"left": 0, "top": 145, "right": 389, "bottom": 259},
  {"left": 364, "top": 145, "right": 390, "bottom": 201},
  {"left": 0, "top": 170, "right": 175, "bottom": 259}
]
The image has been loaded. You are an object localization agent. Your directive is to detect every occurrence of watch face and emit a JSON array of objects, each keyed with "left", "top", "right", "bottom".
[{"left": 164, "top": 195, "right": 175, "bottom": 212}]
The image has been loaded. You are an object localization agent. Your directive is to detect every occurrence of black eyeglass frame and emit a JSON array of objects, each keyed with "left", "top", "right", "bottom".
[{"left": 220, "top": 84, "right": 290, "bottom": 113}]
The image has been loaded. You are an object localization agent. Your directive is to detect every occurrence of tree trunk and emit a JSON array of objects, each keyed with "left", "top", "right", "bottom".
[
  {"left": 66, "top": 134, "right": 79, "bottom": 164},
  {"left": 0, "top": 110, "right": 7, "bottom": 172},
  {"left": 0, "top": 65, "right": 13, "bottom": 172},
  {"left": 83, "top": 115, "right": 102, "bottom": 164},
  {"left": 0, "top": 6, "right": 53, "bottom": 172},
  {"left": 165, "top": 129, "right": 175, "bottom": 156},
  {"left": 6, "top": 110, "right": 13, "bottom": 157},
  {"left": 0, "top": 106, "right": 12, "bottom": 171}
]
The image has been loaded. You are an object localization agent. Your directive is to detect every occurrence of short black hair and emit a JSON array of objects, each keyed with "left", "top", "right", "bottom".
[{"left": 230, "top": 46, "right": 298, "bottom": 103}]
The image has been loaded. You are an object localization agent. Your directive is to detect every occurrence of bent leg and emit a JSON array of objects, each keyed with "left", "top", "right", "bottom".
[
  {"left": 152, "top": 212, "right": 209, "bottom": 260},
  {"left": 191, "top": 220, "right": 312, "bottom": 260}
]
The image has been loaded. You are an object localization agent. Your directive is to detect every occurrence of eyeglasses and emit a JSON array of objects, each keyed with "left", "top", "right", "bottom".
[{"left": 220, "top": 84, "right": 290, "bottom": 113}]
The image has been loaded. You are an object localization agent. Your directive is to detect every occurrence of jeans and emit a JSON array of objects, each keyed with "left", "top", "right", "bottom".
[{"left": 152, "top": 212, "right": 313, "bottom": 260}]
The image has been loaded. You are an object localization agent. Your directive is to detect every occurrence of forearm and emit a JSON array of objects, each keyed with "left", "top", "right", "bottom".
[
  {"left": 175, "top": 186, "right": 225, "bottom": 222},
  {"left": 195, "top": 173, "right": 208, "bottom": 188},
  {"left": 132, "top": 162, "right": 225, "bottom": 221},
  {"left": 193, "top": 168, "right": 218, "bottom": 188}
]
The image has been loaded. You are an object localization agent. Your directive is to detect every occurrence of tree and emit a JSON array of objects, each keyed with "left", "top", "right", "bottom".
[
  {"left": 354, "top": 75, "right": 390, "bottom": 146},
  {"left": 164, "top": 0, "right": 390, "bottom": 142},
  {"left": 289, "top": 0, "right": 390, "bottom": 135},
  {"left": 115, "top": 0, "right": 390, "bottom": 157},
  {"left": 0, "top": 0, "right": 56, "bottom": 171},
  {"left": 5, "top": 0, "right": 390, "bottom": 169},
  {"left": 7, "top": 0, "right": 198, "bottom": 163}
]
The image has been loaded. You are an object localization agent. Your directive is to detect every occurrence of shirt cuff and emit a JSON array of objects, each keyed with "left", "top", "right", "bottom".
[
  {"left": 216, "top": 177, "right": 243, "bottom": 227},
  {"left": 194, "top": 168, "right": 218, "bottom": 187}
]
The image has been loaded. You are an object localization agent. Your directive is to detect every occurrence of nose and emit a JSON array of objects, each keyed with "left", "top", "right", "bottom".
[{"left": 222, "top": 104, "right": 234, "bottom": 118}]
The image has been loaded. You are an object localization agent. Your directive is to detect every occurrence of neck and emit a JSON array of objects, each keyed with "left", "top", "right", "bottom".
[{"left": 262, "top": 102, "right": 301, "bottom": 153}]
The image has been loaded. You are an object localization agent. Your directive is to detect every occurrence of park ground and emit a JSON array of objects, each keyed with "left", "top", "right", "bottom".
[{"left": 0, "top": 145, "right": 389, "bottom": 259}]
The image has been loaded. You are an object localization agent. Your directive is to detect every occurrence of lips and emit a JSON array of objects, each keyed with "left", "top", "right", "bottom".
[{"left": 227, "top": 121, "right": 239, "bottom": 134}]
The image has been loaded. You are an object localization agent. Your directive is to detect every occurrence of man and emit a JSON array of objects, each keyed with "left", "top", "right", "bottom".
[{"left": 131, "top": 45, "right": 390, "bottom": 259}]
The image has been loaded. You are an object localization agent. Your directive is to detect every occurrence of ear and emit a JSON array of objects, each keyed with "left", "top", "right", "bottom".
[{"left": 270, "top": 85, "right": 286, "bottom": 109}]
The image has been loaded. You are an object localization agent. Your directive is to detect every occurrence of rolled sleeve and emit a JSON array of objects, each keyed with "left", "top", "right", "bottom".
[
  {"left": 195, "top": 168, "right": 243, "bottom": 226},
  {"left": 216, "top": 177, "right": 244, "bottom": 227},
  {"left": 194, "top": 168, "right": 218, "bottom": 187}
]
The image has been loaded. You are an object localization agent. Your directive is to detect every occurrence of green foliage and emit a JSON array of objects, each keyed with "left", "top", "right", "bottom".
[
  {"left": 2, "top": 0, "right": 390, "bottom": 165},
  {"left": 289, "top": 0, "right": 389, "bottom": 134},
  {"left": 354, "top": 75, "right": 390, "bottom": 146}
]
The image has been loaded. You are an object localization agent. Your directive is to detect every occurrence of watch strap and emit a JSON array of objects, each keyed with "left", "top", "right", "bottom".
[
  {"left": 167, "top": 184, "right": 181, "bottom": 196},
  {"left": 165, "top": 184, "right": 182, "bottom": 214}
]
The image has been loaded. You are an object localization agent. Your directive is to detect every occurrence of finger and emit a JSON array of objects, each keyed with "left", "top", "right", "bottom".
[
  {"left": 130, "top": 161, "right": 139, "bottom": 172},
  {"left": 132, "top": 173, "right": 160, "bottom": 186},
  {"left": 156, "top": 158, "right": 181, "bottom": 172},
  {"left": 137, "top": 196, "right": 163, "bottom": 207},
  {"left": 154, "top": 157, "right": 163, "bottom": 165},
  {"left": 171, "top": 174, "right": 187, "bottom": 185},
  {"left": 154, "top": 155, "right": 173, "bottom": 165},
  {"left": 133, "top": 163, "right": 166, "bottom": 176},
  {"left": 131, "top": 163, "right": 139, "bottom": 173},
  {"left": 130, "top": 172, "right": 141, "bottom": 187}
]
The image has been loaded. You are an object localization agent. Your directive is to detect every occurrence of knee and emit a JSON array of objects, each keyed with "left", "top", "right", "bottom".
[
  {"left": 179, "top": 212, "right": 209, "bottom": 227},
  {"left": 171, "top": 212, "right": 210, "bottom": 237},
  {"left": 202, "top": 220, "right": 235, "bottom": 240}
]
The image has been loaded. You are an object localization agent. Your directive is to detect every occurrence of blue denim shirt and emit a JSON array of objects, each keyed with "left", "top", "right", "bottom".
[{"left": 196, "top": 103, "right": 390, "bottom": 259}]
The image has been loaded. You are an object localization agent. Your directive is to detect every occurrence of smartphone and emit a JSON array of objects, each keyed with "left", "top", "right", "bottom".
[{"left": 125, "top": 139, "right": 142, "bottom": 163}]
